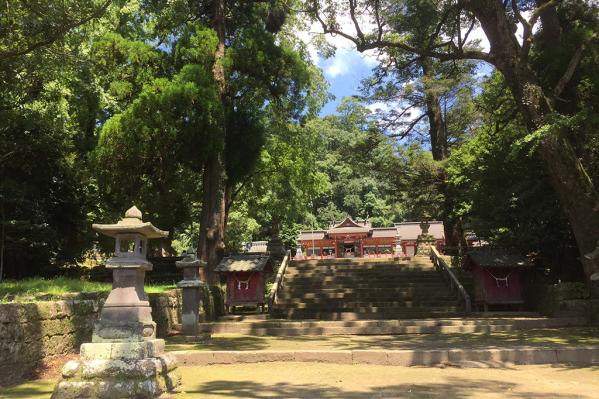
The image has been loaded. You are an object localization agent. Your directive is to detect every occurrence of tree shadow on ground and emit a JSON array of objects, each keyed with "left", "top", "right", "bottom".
[{"left": 182, "top": 377, "right": 587, "bottom": 399}]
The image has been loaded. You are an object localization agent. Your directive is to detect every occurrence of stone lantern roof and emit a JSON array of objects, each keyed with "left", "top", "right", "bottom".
[{"left": 92, "top": 206, "right": 169, "bottom": 238}]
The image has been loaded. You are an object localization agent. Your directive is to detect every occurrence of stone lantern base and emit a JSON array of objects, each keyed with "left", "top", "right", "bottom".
[
  {"left": 415, "top": 234, "right": 436, "bottom": 257},
  {"left": 51, "top": 339, "right": 180, "bottom": 399}
]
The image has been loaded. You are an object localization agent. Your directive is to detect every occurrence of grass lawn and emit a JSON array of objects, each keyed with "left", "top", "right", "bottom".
[
  {"left": 2, "top": 364, "right": 599, "bottom": 399},
  {"left": 165, "top": 327, "right": 599, "bottom": 352},
  {"left": 0, "top": 276, "right": 175, "bottom": 302}
]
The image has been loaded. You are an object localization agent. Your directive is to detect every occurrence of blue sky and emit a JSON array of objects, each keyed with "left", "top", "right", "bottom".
[{"left": 317, "top": 48, "right": 378, "bottom": 115}]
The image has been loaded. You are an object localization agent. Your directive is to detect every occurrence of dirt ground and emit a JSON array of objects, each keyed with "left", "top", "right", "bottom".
[{"left": 3, "top": 363, "right": 599, "bottom": 399}]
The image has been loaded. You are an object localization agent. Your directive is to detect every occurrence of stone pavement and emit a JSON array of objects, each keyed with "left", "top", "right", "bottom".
[{"left": 4, "top": 363, "right": 599, "bottom": 398}]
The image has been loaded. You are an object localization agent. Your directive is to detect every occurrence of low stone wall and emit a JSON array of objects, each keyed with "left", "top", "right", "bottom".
[
  {"left": 0, "top": 296, "right": 102, "bottom": 385},
  {"left": 0, "top": 286, "right": 224, "bottom": 386}
]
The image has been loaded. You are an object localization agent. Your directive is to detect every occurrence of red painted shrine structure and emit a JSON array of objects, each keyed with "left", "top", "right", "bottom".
[{"left": 297, "top": 217, "right": 445, "bottom": 258}]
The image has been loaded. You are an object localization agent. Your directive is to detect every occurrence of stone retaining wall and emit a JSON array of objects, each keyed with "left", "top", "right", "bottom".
[{"left": 0, "top": 286, "right": 224, "bottom": 386}]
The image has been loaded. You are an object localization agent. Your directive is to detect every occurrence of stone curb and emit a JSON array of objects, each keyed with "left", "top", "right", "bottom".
[{"left": 170, "top": 346, "right": 599, "bottom": 367}]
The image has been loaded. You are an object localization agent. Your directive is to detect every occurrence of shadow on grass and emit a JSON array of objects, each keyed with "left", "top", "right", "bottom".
[
  {"left": 182, "top": 377, "right": 582, "bottom": 399},
  {"left": 0, "top": 380, "right": 54, "bottom": 399}
]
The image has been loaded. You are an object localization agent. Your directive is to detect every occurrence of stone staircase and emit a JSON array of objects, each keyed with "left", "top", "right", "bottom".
[
  {"left": 270, "top": 257, "right": 461, "bottom": 320},
  {"left": 194, "top": 256, "right": 587, "bottom": 336}
]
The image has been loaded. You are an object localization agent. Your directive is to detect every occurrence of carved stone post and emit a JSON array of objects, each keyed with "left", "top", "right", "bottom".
[
  {"left": 52, "top": 206, "right": 181, "bottom": 398},
  {"left": 176, "top": 251, "right": 205, "bottom": 336}
]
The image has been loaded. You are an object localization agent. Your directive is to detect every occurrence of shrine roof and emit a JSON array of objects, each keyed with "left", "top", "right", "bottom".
[
  {"left": 466, "top": 250, "right": 533, "bottom": 269},
  {"left": 215, "top": 255, "right": 272, "bottom": 272},
  {"left": 395, "top": 222, "right": 445, "bottom": 240},
  {"left": 371, "top": 228, "right": 398, "bottom": 238},
  {"left": 297, "top": 231, "right": 326, "bottom": 241},
  {"left": 326, "top": 226, "right": 370, "bottom": 235}
]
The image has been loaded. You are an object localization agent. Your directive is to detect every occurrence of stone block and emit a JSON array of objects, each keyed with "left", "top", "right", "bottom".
[
  {"left": 41, "top": 319, "right": 77, "bottom": 337},
  {"left": 352, "top": 350, "right": 389, "bottom": 365},
  {"left": 171, "top": 351, "right": 214, "bottom": 366},
  {"left": 499, "top": 348, "right": 558, "bottom": 364},
  {"left": 0, "top": 322, "right": 24, "bottom": 341},
  {"left": 80, "top": 339, "right": 165, "bottom": 361},
  {"left": 0, "top": 304, "right": 19, "bottom": 323},
  {"left": 556, "top": 347, "right": 599, "bottom": 364},
  {"left": 81, "top": 358, "right": 159, "bottom": 379},
  {"left": 52, "top": 380, "right": 99, "bottom": 399},
  {"left": 388, "top": 350, "right": 448, "bottom": 366},
  {"left": 294, "top": 350, "right": 352, "bottom": 364},
  {"left": 43, "top": 334, "right": 77, "bottom": 357},
  {"left": 61, "top": 360, "right": 81, "bottom": 378},
  {"left": 234, "top": 351, "right": 294, "bottom": 363},
  {"left": 448, "top": 349, "right": 503, "bottom": 363},
  {"left": 211, "top": 351, "right": 239, "bottom": 364}
]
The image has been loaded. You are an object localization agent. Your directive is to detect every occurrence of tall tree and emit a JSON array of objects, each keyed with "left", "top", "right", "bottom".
[{"left": 308, "top": 0, "right": 599, "bottom": 280}]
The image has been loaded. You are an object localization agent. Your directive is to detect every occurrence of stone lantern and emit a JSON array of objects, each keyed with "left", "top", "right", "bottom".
[
  {"left": 52, "top": 206, "right": 181, "bottom": 399},
  {"left": 176, "top": 250, "right": 206, "bottom": 337},
  {"left": 415, "top": 212, "right": 435, "bottom": 257}
]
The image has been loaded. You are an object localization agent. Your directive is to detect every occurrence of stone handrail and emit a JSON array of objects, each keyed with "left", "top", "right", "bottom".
[
  {"left": 268, "top": 250, "right": 291, "bottom": 312},
  {"left": 430, "top": 246, "right": 472, "bottom": 313}
]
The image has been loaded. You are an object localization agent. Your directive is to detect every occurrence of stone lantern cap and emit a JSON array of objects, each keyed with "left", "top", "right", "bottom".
[
  {"left": 92, "top": 206, "right": 168, "bottom": 238},
  {"left": 176, "top": 250, "right": 206, "bottom": 269}
]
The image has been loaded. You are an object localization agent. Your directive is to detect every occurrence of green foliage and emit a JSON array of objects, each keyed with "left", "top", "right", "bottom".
[
  {"left": 0, "top": 277, "right": 175, "bottom": 303},
  {"left": 446, "top": 73, "right": 583, "bottom": 280}
]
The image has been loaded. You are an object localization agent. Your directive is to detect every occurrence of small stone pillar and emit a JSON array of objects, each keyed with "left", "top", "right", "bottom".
[
  {"left": 415, "top": 219, "right": 435, "bottom": 257},
  {"left": 52, "top": 206, "right": 181, "bottom": 399},
  {"left": 176, "top": 251, "right": 205, "bottom": 336}
]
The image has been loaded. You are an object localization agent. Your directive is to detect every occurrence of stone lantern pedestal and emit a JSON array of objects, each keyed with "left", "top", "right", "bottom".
[
  {"left": 415, "top": 219, "right": 435, "bottom": 257},
  {"left": 176, "top": 251, "right": 205, "bottom": 337},
  {"left": 52, "top": 206, "right": 181, "bottom": 399}
]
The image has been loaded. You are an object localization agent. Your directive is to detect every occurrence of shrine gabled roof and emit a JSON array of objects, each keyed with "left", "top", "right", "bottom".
[
  {"left": 395, "top": 222, "right": 445, "bottom": 240},
  {"left": 371, "top": 228, "right": 398, "bottom": 238},
  {"left": 298, "top": 230, "right": 326, "bottom": 241},
  {"left": 466, "top": 250, "right": 533, "bottom": 269},
  {"left": 327, "top": 217, "right": 371, "bottom": 235},
  {"left": 215, "top": 255, "right": 272, "bottom": 272},
  {"left": 326, "top": 226, "right": 371, "bottom": 235}
]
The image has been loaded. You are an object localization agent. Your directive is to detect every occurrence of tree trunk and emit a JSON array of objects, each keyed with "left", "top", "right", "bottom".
[
  {"left": 421, "top": 61, "right": 447, "bottom": 162},
  {"left": 197, "top": 0, "right": 228, "bottom": 284},
  {"left": 464, "top": 0, "right": 599, "bottom": 279},
  {"left": 198, "top": 155, "right": 226, "bottom": 284},
  {"left": 421, "top": 60, "right": 454, "bottom": 244}
]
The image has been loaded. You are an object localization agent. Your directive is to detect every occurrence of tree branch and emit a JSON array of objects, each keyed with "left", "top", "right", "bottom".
[
  {"left": 553, "top": 34, "right": 596, "bottom": 99},
  {"left": 0, "top": 0, "right": 112, "bottom": 61}
]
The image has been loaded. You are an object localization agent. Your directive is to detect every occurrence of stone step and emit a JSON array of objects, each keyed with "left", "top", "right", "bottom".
[
  {"left": 170, "top": 345, "right": 599, "bottom": 366},
  {"left": 275, "top": 300, "right": 459, "bottom": 309},
  {"left": 286, "top": 270, "right": 441, "bottom": 277},
  {"left": 283, "top": 281, "right": 449, "bottom": 292},
  {"left": 289, "top": 264, "right": 435, "bottom": 271},
  {"left": 277, "top": 293, "right": 458, "bottom": 301},
  {"left": 272, "top": 309, "right": 462, "bottom": 320},
  {"left": 286, "top": 275, "right": 445, "bottom": 282},
  {"left": 194, "top": 316, "right": 586, "bottom": 335}
]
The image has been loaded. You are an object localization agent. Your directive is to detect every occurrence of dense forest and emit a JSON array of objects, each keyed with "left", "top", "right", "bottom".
[{"left": 1, "top": 0, "right": 598, "bottom": 285}]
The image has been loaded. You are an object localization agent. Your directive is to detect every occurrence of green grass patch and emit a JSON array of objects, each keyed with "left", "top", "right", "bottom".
[{"left": 0, "top": 277, "right": 175, "bottom": 302}]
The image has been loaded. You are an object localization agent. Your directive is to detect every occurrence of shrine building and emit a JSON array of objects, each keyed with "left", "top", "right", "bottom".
[{"left": 297, "top": 217, "right": 445, "bottom": 258}]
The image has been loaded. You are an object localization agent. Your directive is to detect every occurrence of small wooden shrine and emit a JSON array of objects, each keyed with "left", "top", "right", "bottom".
[
  {"left": 465, "top": 250, "right": 533, "bottom": 311},
  {"left": 216, "top": 255, "right": 273, "bottom": 312}
]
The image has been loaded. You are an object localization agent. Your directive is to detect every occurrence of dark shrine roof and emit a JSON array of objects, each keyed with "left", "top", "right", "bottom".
[
  {"left": 215, "top": 255, "right": 272, "bottom": 272},
  {"left": 466, "top": 250, "right": 533, "bottom": 269}
]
